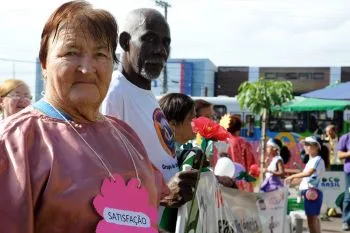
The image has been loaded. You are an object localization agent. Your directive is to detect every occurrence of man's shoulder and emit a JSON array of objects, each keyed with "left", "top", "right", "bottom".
[
  {"left": 105, "top": 71, "right": 131, "bottom": 102},
  {"left": 108, "top": 70, "right": 127, "bottom": 91},
  {"left": 340, "top": 133, "right": 350, "bottom": 142}
]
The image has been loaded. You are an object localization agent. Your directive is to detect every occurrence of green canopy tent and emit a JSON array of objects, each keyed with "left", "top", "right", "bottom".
[{"left": 272, "top": 97, "right": 350, "bottom": 112}]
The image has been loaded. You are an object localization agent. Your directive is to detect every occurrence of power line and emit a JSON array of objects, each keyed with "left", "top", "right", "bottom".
[{"left": 0, "top": 58, "right": 38, "bottom": 64}]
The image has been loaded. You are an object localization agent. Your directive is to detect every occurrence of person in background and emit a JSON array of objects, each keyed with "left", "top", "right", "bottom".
[
  {"left": 159, "top": 93, "right": 237, "bottom": 231},
  {"left": 159, "top": 93, "right": 196, "bottom": 148},
  {"left": 260, "top": 138, "right": 290, "bottom": 192},
  {"left": 0, "top": 1, "right": 168, "bottom": 232},
  {"left": 324, "top": 124, "right": 341, "bottom": 167},
  {"left": 194, "top": 99, "right": 216, "bottom": 119},
  {"left": 159, "top": 93, "right": 234, "bottom": 184},
  {"left": 159, "top": 93, "right": 206, "bottom": 232},
  {"left": 323, "top": 124, "right": 342, "bottom": 217},
  {"left": 285, "top": 136, "right": 329, "bottom": 233},
  {"left": 0, "top": 78, "right": 32, "bottom": 119},
  {"left": 218, "top": 114, "right": 257, "bottom": 192},
  {"left": 338, "top": 132, "right": 350, "bottom": 231},
  {"left": 193, "top": 99, "right": 217, "bottom": 163}
]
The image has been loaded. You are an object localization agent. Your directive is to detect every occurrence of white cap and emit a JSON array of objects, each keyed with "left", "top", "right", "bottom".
[
  {"left": 302, "top": 136, "right": 321, "bottom": 149},
  {"left": 267, "top": 138, "right": 281, "bottom": 151}
]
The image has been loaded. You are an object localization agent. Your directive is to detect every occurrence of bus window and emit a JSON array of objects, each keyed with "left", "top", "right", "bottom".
[
  {"left": 213, "top": 105, "right": 227, "bottom": 120},
  {"left": 233, "top": 114, "right": 242, "bottom": 119},
  {"left": 269, "top": 112, "right": 307, "bottom": 132},
  {"left": 308, "top": 111, "right": 343, "bottom": 136}
]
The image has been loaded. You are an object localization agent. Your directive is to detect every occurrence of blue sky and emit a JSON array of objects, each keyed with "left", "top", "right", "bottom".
[{"left": 1, "top": 0, "right": 350, "bottom": 93}]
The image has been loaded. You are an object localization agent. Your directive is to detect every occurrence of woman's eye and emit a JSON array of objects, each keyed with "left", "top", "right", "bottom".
[
  {"left": 97, "top": 52, "right": 108, "bottom": 57},
  {"left": 65, "top": 51, "right": 77, "bottom": 56}
]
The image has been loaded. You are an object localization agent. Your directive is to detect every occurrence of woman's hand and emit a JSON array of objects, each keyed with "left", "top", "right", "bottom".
[{"left": 284, "top": 175, "right": 294, "bottom": 184}]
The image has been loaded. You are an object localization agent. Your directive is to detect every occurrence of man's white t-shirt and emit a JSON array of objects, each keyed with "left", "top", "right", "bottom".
[
  {"left": 299, "top": 155, "right": 325, "bottom": 190},
  {"left": 101, "top": 71, "right": 179, "bottom": 182}
]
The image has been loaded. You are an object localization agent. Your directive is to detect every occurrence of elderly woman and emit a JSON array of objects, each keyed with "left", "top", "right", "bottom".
[
  {"left": 0, "top": 78, "right": 31, "bottom": 119},
  {"left": 0, "top": 1, "right": 167, "bottom": 232}
]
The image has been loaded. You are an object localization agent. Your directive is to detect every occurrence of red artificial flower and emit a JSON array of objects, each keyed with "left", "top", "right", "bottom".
[
  {"left": 191, "top": 117, "right": 229, "bottom": 141},
  {"left": 249, "top": 164, "right": 260, "bottom": 178}
]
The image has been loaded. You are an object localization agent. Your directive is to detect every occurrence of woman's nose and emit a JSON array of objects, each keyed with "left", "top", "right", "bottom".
[{"left": 77, "top": 55, "right": 96, "bottom": 74}]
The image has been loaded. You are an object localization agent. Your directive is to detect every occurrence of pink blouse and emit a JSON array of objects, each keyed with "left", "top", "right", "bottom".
[{"left": 0, "top": 107, "right": 168, "bottom": 233}]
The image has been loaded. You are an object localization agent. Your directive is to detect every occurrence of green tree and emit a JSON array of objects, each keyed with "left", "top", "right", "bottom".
[{"left": 237, "top": 78, "right": 293, "bottom": 181}]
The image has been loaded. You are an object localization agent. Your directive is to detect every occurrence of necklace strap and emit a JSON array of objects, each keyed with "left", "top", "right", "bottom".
[
  {"left": 33, "top": 99, "right": 73, "bottom": 121},
  {"left": 36, "top": 100, "right": 143, "bottom": 186},
  {"left": 41, "top": 100, "right": 116, "bottom": 181}
]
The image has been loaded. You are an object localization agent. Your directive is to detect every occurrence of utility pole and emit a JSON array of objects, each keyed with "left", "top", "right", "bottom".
[{"left": 155, "top": 0, "right": 171, "bottom": 94}]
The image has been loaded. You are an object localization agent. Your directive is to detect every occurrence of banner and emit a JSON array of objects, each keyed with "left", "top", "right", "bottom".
[
  {"left": 318, "top": 171, "right": 345, "bottom": 208},
  {"left": 177, "top": 172, "right": 287, "bottom": 233},
  {"left": 256, "top": 186, "right": 288, "bottom": 233}
]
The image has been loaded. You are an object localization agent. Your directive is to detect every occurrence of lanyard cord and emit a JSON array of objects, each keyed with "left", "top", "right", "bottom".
[
  {"left": 46, "top": 101, "right": 116, "bottom": 181},
  {"left": 44, "top": 102, "right": 141, "bottom": 185},
  {"left": 104, "top": 119, "right": 144, "bottom": 187}
]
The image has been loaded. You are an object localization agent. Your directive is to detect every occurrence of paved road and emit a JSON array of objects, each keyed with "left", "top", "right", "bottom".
[{"left": 300, "top": 216, "right": 345, "bottom": 233}]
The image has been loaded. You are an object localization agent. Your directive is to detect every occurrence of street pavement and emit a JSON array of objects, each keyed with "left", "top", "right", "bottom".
[{"left": 300, "top": 216, "right": 345, "bottom": 233}]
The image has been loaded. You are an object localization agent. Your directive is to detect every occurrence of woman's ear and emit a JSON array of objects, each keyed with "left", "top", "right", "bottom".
[{"left": 41, "top": 62, "right": 47, "bottom": 80}]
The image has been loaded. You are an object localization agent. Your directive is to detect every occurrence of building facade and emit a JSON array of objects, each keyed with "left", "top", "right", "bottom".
[
  {"left": 215, "top": 66, "right": 344, "bottom": 96},
  {"left": 153, "top": 58, "right": 217, "bottom": 97}
]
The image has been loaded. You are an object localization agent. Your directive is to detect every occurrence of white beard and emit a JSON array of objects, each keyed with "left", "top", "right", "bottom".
[{"left": 140, "top": 67, "right": 161, "bottom": 81}]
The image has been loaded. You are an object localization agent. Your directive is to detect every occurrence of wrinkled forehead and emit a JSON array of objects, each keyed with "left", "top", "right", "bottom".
[{"left": 51, "top": 20, "right": 110, "bottom": 47}]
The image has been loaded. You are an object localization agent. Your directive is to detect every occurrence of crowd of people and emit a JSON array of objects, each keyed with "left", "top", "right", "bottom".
[{"left": 0, "top": 1, "right": 349, "bottom": 233}]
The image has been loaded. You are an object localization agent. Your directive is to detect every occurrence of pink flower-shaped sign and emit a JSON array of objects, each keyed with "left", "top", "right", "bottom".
[{"left": 93, "top": 174, "right": 158, "bottom": 233}]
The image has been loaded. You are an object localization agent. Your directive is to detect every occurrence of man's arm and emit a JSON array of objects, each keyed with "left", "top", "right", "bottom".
[
  {"left": 160, "top": 170, "right": 198, "bottom": 208},
  {"left": 339, "top": 151, "right": 350, "bottom": 160},
  {"left": 338, "top": 134, "right": 350, "bottom": 160}
]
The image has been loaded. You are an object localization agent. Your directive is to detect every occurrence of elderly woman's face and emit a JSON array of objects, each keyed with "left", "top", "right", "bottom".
[
  {"left": 1, "top": 84, "right": 31, "bottom": 117},
  {"left": 42, "top": 27, "right": 113, "bottom": 108}
]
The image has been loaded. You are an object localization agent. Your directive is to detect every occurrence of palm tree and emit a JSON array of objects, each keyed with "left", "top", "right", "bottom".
[{"left": 237, "top": 78, "right": 293, "bottom": 180}]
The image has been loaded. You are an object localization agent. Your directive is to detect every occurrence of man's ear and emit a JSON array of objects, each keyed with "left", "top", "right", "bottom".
[
  {"left": 169, "top": 120, "right": 176, "bottom": 131},
  {"left": 119, "top": 32, "right": 131, "bottom": 52}
]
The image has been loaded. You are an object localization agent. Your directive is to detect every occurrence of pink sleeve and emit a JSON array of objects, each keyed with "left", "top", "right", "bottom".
[{"left": 0, "top": 136, "right": 34, "bottom": 233}]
